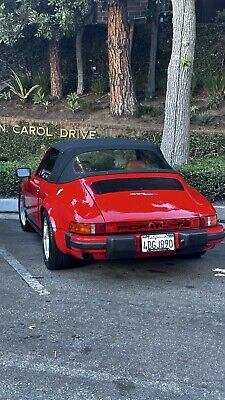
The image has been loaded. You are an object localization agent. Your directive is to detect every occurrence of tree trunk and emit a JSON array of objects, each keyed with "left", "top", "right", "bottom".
[
  {"left": 76, "top": 28, "right": 84, "bottom": 95},
  {"left": 129, "top": 20, "right": 134, "bottom": 57},
  {"left": 108, "top": 0, "right": 136, "bottom": 116},
  {"left": 160, "top": 0, "right": 196, "bottom": 166},
  {"left": 146, "top": 3, "right": 160, "bottom": 99},
  {"left": 49, "top": 38, "right": 62, "bottom": 99}
]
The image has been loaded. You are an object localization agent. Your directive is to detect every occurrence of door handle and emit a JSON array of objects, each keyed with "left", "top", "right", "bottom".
[{"left": 36, "top": 188, "right": 40, "bottom": 194}]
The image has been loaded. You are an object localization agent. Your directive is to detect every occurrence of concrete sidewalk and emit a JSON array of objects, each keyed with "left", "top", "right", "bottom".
[{"left": 1, "top": 198, "right": 225, "bottom": 221}]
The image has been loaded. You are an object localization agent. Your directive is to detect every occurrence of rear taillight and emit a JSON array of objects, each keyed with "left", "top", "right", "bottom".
[
  {"left": 69, "top": 222, "right": 105, "bottom": 235},
  {"left": 200, "top": 215, "right": 217, "bottom": 227}
]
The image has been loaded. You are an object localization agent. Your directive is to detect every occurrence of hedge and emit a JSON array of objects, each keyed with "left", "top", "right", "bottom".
[
  {"left": 1, "top": 122, "right": 225, "bottom": 162},
  {"left": 0, "top": 156, "right": 40, "bottom": 197},
  {"left": 178, "top": 157, "right": 225, "bottom": 202},
  {"left": 1, "top": 155, "right": 225, "bottom": 202}
]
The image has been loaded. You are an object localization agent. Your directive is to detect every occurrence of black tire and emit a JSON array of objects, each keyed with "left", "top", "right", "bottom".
[
  {"left": 42, "top": 211, "right": 74, "bottom": 270},
  {"left": 18, "top": 194, "right": 34, "bottom": 232}
]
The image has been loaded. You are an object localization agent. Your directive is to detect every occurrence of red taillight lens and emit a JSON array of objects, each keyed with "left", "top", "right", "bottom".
[
  {"left": 200, "top": 215, "right": 217, "bottom": 227},
  {"left": 69, "top": 222, "right": 105, "bottom": 235}
]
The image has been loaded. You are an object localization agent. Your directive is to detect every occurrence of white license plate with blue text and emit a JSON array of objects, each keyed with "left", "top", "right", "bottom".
[{"left": 141, "top": 233, "right": 175, "bottom": 252}]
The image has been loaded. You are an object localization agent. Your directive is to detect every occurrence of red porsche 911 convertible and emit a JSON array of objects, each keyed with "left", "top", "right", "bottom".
[{"left": 16, "top": 138, "right": 224, "bottom": 269}]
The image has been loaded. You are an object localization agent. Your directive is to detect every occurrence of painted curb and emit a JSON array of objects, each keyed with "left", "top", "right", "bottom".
[
  {"left": 0, "top": 199, "right": 18, "bottom": 213},
  {"left": 1, "top": 198, "right": 225, "bottom": 221}
]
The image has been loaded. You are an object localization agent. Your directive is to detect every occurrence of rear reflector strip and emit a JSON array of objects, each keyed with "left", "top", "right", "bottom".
[{"left": 106, "top": 218, "right": 200, "bottom": 233}]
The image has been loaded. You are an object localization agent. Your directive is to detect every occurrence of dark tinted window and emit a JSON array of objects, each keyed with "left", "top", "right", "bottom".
[
  {"left": 38, "top": 148, "right": 60, "bottom": 180},
  {"left": 92, "top": 178, "right": 184, "bottom": 194}
]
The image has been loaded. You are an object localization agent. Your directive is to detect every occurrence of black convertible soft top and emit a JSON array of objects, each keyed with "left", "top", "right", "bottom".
[
  {"left": 45, "top": 138, "right": 172, "bottom": 183},
  {"left": 52, "top": 138, "right": 160, "bottom": 153}
]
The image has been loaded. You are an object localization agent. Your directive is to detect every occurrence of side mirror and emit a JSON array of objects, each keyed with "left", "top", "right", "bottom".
[{"left": 16, "top": 167, "right": 31, "bottom": 178}]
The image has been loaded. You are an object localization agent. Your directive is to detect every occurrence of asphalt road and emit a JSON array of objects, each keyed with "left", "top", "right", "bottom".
[{"left": 0, "top": 216, "right": 225, "bottom": 400}]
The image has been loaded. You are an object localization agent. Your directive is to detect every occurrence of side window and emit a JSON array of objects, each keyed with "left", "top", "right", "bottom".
[{"left": 38, "top": 148, "right": 60, "bottom": 180}]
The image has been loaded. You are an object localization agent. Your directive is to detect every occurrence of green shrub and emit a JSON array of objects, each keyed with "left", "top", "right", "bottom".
[
  {"left": 0, "top": 156, "right": 40, "bottom": 196},
  {"left": 177, "top": 158, "right": 225, "bottom": 202},
  {"left": 91, "top": 77, "right": 108, "bottom": 96},
  {"left": 0, "top": 122, "right": 59, "bottom": 161},
  {"left": 198, "top": 112, "right": 213, "bottom": 125},
  {"left": 66, "top": 92, "right": 80, "bottom": 112}
]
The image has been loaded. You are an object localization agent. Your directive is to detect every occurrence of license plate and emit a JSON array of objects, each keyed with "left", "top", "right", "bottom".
[{"left": 141, "top": 233, "right": 175, "bottom": 252}]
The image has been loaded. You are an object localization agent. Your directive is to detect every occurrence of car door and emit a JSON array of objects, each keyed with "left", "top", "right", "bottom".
[{"left": 26, "top": 148, "right": 60, "bottom": 228}]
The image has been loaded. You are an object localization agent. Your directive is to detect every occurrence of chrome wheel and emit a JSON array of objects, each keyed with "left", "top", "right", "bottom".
[
  {"left": 43, "top": 218, "right": 50, "bottom": 261},
  {"left": 19, "top": 196, "right": 26, "bottom": 227},
  {"left": 18, "top": 194, "right": 33, "bottom": 232},
  {"left": 42, "top": 211, "right": 74, "bottom": 270}
]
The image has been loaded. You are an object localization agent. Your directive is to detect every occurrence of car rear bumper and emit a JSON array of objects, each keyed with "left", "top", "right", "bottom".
[{"left": 65, "top": 225, "right": 225, "bottom": 260}]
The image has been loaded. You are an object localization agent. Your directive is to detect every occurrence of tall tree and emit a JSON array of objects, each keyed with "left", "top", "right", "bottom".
[
  {"left": 160, "top": 0, "right": 196, "bottom": 165},
  {"left": 107, "top": 0, "right": 136, "bottom": 116},
  {"left": 27, "top": 0, "right": 89, "bottom": 99},
  {"left": 146, "top": 0, "right": 170, "bottom": 98},
  {"left": 0, "top": 0, "right": 89, "bottom": 99}
]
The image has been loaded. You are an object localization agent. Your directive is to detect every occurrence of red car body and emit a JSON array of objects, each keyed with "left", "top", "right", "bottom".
[{"left": 17, "top": 139, "right": 224, "bottom": 269}]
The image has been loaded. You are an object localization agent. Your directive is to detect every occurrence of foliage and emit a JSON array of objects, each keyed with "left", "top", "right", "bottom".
[
  {"left": 91, "top": 78, "right": 107, "bottom": 96},
  {"left": 2, "top": 122, "right": 225, "bottom": 164},
  {"left": 206, "top": 73, "right": 225, "bottom": 98},
  {"left": 205, "top": 73, "right": 225, "bottom": 109},
  {"left": 27, "top": 0, "right": 90, "bottom": 40},
  {"left": 194, "top": 24, "right": 225, "bottom": 92},
  {"left": 7, "top": 70, "right": 39, "bottom": 102},
  {"left": 180, "top": 59, "right": 192, "bottom": 68},
  {"left": 0, "top": 123, "right": 58, "bottom": 161},
  {"left": 177, "top": 158, "right": 225, "bottom": 202},
  {"left": 190, "top": 104, "right": 199, "bottom": 114},
  {"left": 0, "top": 156, "right": 40, "bottom": 196},
  {"left": 146, "top": 0, "right": 172, "bottom": 22},
  {"left": 0, "top": 89, "right": 11, "bottom": 100},
  {"left": 135, "top": 104, "right": 163, "bottom": 118},
  {"left": 198, "top": 112, "right": 213, "bottom": 125},
  {"left": 0, "top": 2, "right": 25, "bottom": 45},
  {"left": 66, "top": 92, "right": 80, "bottom": 112},
  {"left": 215, "top": 9, "right": 225, "bottom": 23},
  {"left": 33, "top": 88, "right": 50, "bottom": 111},
  {"left": 32, "top": 70, "right": 50, "bottom": 94}
]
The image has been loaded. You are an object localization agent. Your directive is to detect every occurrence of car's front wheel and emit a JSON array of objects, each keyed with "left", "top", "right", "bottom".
[
  {"left": 18, "top": 194, "right": 33, "bottom": 232},
  {"left": 42, "top": 211, "right": 73, "bottom": 270}
]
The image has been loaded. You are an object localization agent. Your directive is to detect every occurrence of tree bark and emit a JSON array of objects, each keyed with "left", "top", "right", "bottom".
[
  {"left": 76, "top": 28, "right": 84, "bottom": 95},
  {"left": 108, "top": 0, "right": 136, "bottom": 116},
  {"left": 129, "top": 20, "right": 134, "bottom": 57},
  {"left": 146, "top": 3, "right": 160, "bottom": 99},
  {"left": 49, "top": 38, "right": 62, "bottom": 99},
  {"left": 160, "top": 0, "right": 196, "bottom": 166}
]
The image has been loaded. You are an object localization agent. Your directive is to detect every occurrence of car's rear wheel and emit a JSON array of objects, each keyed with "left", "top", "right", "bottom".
[
  {"left": 18, "top": 194, "right": 33, "bottom": 232},
  {"left": 42, "top": 211, "right": 74, "bottom": 270}
]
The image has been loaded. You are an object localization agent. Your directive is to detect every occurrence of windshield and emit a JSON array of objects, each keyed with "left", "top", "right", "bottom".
[{"left": 74, "top": 149, "right": 167, "bottom": 173}]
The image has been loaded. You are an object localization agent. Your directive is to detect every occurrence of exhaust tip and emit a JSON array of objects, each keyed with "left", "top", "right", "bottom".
[{"left": 82, "top": 253, "right": 94, "bottom": 262}]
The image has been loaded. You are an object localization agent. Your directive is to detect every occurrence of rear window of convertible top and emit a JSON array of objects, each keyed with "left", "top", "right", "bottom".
[
  {"left": 91, "top": 178, "right": 184, "bottom": 194},
  {"left": 73, "top": 149, "right": 167, "bottom": 173}
]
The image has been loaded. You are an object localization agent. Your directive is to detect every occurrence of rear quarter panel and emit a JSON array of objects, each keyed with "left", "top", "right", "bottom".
[{"left": 41, "top": 179, "right": 104, "bottom": 232}]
